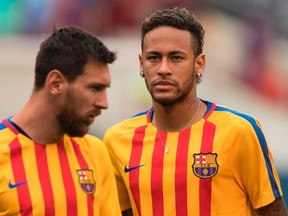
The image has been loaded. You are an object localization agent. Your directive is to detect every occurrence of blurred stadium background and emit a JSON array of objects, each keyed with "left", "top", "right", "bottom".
[{"left": 1, "top": 0, "right": 287, "bottom": 205}]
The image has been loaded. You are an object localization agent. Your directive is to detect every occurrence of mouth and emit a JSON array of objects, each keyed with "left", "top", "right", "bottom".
[
  {"left": 88, "top": 111, "right": 101, "bottom": 124},
  {"left": 89, "top": 115, "right": 95, "bottom": 121},
  {"left": 154, "top": 80, "right": 174, "bottom": 90}
]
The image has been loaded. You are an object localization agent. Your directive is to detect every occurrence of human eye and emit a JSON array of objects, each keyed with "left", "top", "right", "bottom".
[
  {"left": 146, "top": 55, "right": 160, "bottom": 62},
  {"left": 171, "top": 55, "right": 183, "bottom": 61},
  {"left": 91, "top": 84, "right": 106, "bottom": 92}
]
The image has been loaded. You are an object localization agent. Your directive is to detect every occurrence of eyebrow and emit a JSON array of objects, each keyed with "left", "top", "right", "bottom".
[
  {"left": 145, "top": 50, "right": 187, "bottom": 55},
  {"left": 88, "top": 82, "right": 111, "bottom": 88}
]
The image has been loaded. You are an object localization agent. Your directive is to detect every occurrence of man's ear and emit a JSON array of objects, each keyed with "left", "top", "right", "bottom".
[
  {"left": 45, "top": 70, "right": 66, "bottom": 95},
  {"left": 138, "top": 54, "right": 144, "bottom": 72},
  {"left": 195, "top": 53, "right": 206, "bottom": 74}
]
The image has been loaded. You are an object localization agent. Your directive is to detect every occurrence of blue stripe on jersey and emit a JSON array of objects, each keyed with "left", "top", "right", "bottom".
[
  {"left": 0, "top": 122, "right": 6, "bottom": 130},
  {"left": 131, "top": 110, "right": 148, "bottom": 118},
  {"left": 204, "top": 100, "right": 213, "bottom": 116},
  {"left": 215, "top": 106, "right": 281, "bottom": 198}
]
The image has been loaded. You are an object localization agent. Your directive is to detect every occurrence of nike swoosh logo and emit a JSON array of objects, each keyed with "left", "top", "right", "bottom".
[
  {"left": 8, "top": 180, "right": 29, "bottom": 189},
  {"left": 124, "top": 164, "right": 145, "bottom": 173}
]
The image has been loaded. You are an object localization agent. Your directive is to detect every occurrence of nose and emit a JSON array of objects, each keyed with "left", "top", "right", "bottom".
[
  {"left": 94, "top": 91, "right": 109, "bottom": 110},
  {"left": 157, "top": 58, "right": 172, "bottom": 75}
]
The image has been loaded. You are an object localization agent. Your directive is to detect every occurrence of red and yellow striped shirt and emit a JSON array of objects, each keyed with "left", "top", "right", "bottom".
[
  {"left": 104, "top": 100, "right": 283, "bottom": 216},
  {"left": 0, "top": 118, "right": 121, "bottom": 216}
]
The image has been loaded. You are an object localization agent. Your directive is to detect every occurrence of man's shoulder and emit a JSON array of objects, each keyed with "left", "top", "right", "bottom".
[
  {"left": 207, "top": 102, "right": 263, "bottom": 138},
  {"left": 0, "top": 121, "right": 6, "bottom": 131},
  {"left": 212, "top": 103, "right": 259, "bottom": 125},
  {"left": 0, "top": 118, "right": 17, "bottom": 144},
  {"left": 108, "top": 110, "right": 149, "bottom": 131},
  {"left": 103, "top": 109, "right": 150, "bottom": 143}
]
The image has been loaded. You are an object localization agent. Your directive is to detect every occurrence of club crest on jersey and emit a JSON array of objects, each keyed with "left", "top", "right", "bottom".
[
  {"left": 192, "top": 153, "right": 219, "bottom": 179},
  {"left": 77, "top": 169, "right": 96, "bottom": 195}
]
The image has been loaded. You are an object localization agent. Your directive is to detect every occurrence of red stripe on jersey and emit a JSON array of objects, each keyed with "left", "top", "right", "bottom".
[
  {"left": 175, "top": 128, "right": 190, "bottom": 216},
  {"left": 203, "top": 103, "right": 216, "bottom": 119},
  {"left": 129, "top": 125, "right": 147, "bottom": 216},
  {"left": 70, "top": 138, "right": 94, "bottom": 216},
  {"left": 9, "top": 137, "right": 33, "bottom": 216},
  {"left": 199, "top": 121, "right": 216, "bottom": 216},
  {"left": 2, "top": 119, "right": 18, "bottom": 134},
  {"left": 147, "top": 108, "right": 153, "bottom": 123},
  {"left": 34, "top": 144, "right": 55, "bottom": 216},
  {"left": 57, "top": 140, "right": 77, "bottom": 216},
  {"left": 151, "top": 130, "right": 165, "bottom": 216}
]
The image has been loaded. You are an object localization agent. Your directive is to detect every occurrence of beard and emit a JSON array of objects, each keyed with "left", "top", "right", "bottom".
[
  {"left": 146, "top": 71, "right": 196, "bottom": 106},
  {"left": 57, "top": 108, "right": 90, "bottom": 137},
  {"left": 56, "top": 93, "right": 92, "bottom": 137}
]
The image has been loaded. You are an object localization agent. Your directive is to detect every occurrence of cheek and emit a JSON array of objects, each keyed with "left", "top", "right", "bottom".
[
  {"left": 68, "top": 91, "right": 89, "bottom": 110},
  {"left": 143, "top": 60, "right": 158, "bottom": 70},
  {"left": 66, "top": 87, "right": 94, "bottom": 114},
  {"left": 143, "top": 66, "right": 156, "bottom": 80},
  {"left": 143, "top": 74, "right": 153, "bottom": 88}
]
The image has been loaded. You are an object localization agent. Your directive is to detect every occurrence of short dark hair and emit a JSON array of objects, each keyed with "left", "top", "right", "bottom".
[
  {"left": 34, "top": 26, "right": 116, "bottom": 90},
  {"left": 141, "top": 7, "right": 205, "bottom": 56}
]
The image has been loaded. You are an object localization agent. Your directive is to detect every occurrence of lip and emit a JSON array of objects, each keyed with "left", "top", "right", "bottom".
[
  {"left": 155, "top": 80, "right": 173, "bottom": 85},
  {"left": 88, "top": 112, "right": 100, "bottom": 124},
  {"left": 154, "top": 80, "right": 174, "bottom": 90},
  {"left": 88, "top": 116, "right": 95, "bottom": 124}
]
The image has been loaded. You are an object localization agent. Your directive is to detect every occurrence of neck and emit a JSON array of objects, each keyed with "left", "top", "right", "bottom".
[
  {"left": 11, "top": 94, "right": 65, "bottom": 144},
  {"left": 152, "top": 99, "right": 203, "bottom": 132}
]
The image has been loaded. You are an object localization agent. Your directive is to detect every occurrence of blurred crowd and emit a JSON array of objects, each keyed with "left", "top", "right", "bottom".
[
  {"left": 1, "top": 0, "right": 288, "bottom": 35},
  {"left": 1, "top": 0, "right": 288, "bottom": 106},
  {"left": 0, "top": 0, "right": 202, "bottom": 34},
  {"left": 208, "top": 0, "right": 288, "bottom": 106}
]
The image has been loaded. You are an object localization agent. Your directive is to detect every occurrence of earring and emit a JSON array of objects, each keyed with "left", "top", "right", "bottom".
[
  {"left": 196, "top": 72, "right": 202, "bottom": 83},
  {"left": 197, "top": 72, "right": 202, "bottom": 78},
  {"left": 140, "top": 71, "right": 145, "bottom": 77}
]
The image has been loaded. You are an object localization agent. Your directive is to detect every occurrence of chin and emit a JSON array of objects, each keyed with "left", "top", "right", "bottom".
[
  {"left": 80, "top": 128, "right": 90, "bottom": 137},
  {"left": 154, "top": 96, "right": 177, "bottom": 105},
  {"left": 68, "top": 127, "right": 89, "bottom": 137}
]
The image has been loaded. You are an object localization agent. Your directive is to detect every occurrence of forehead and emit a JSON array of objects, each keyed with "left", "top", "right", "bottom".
[
  {"left": 143, "top": 26, "right": 193, "bottom": 53},
  {"left": 75, "top": 60, "right": 111, "bottom": 85}
]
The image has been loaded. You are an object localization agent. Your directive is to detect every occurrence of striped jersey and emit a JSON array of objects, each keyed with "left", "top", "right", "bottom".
[
  {"left": 104, "top": 100, "right": 283, "bottom": 216},
  {"left": 0, "top": 118, "right": 121, "bottom": 216}
]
